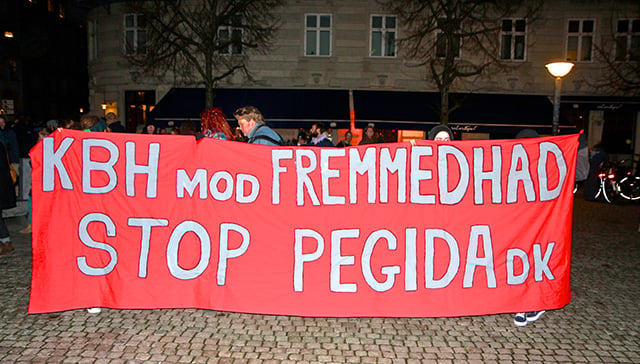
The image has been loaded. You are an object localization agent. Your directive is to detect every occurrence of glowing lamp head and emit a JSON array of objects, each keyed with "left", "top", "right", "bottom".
[{"left": 545, "top": 62, "right": 574, "bottom": 78}]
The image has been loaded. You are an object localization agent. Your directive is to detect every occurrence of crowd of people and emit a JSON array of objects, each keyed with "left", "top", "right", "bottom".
[
  {"left": 0, "top": 107, "right": 600, "bottom": 327},
  {"left": 0, "top": 106, "right": 450, "bottom": 258}
]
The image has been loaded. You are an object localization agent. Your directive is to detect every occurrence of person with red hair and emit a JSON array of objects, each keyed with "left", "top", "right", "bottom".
[{"left": 200, "top": 107, "right": 234, "bottom": 140}]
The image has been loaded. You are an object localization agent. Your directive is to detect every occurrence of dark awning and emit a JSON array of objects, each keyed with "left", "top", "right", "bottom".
[
  {"left": 149, "top": 88, "right": 351, "bottom": 129},
  {"left": 560, "top": 95, "right": 640, "bottom": 112},
  {"left": 352, "top": 90, "right": 575, "bottom": 135},
  {"left": 352, "top": 89, "right": 440, "bottom": 131}
]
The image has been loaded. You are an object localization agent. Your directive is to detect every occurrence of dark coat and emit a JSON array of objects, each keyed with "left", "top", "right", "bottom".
[
  {"left": 108, "top": 121, "right": 126, "bottom": 133},
  {"left": 0, "top": 142, "right": 17, "bottom": 210}
]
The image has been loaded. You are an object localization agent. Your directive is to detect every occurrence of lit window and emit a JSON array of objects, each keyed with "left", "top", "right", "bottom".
[
  {"left": 500, "top": 19, "right": 526, "bottom": 60},
  {"left": 566, "top": 19, "right": 594, "bottom": 62},
  {"left": 370, "top": 15, "right": 396, "bottom": 57},
  {"left": 305, "top": 14, "right": 331, "bottom": 56}
]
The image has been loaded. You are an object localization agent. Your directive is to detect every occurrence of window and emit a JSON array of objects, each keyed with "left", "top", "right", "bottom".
[
  {"left": 305, "top": 14, "right": 331, "bottom": 56},
  {"left": 435, "top": 18, "right": 460, "bottom": 59},
  {"left": 124, "top": 14, "right": 147, "bottom": 55},
  {"left": 218, "top": 14, "right": 243, "bottom": 55},
  {"left": 8, "top": 59, "right": 18, "bottom": 81},
  {"left": 88, "top": 19, "right": 98, "bottom": 61},
  {"left": 435, "top": 33, "right": 460, "bottom": 58},
  {"left": 500, "top": 19, "right": 526, "bottom": 60},
  {"left": 566, "top": 19, "right": 594, "bottom": 62},
  {"left": 615, "top": 19, "right": 640, "bottom": 62},
  {"left": 370, "top": 15, "right": 396, "bottom": 57}
]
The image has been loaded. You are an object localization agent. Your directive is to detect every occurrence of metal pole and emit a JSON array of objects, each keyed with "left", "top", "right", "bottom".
[
  {"left": 552, "top": 77, "right": 562, "bottom": 136},
  {"left": 348, "top": 89, "right": 355, "bottom": 132}
]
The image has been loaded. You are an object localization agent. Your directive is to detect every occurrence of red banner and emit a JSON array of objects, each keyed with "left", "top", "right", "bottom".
[{"left": 28, "top": 129, "right": 578, "bottom": 316}]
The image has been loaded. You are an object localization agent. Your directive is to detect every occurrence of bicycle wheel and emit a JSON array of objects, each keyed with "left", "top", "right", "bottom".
[
  {"left": 594, "top": 181, "right": 603, "bottom": 199},
  {"left": 602, "top": 179, "right": 618, "bottom": 203},
  {"left": 619, "top": 176, "right": 640, "bottom": 201}
]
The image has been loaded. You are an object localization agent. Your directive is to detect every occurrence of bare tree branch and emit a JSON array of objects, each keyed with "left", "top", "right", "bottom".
[
  {"left": 378, "top": 0, "right": 543, "bottom": 124},
  {"left": 592, "top": 6, "right": 640, "bottom": 96},
  {"left": 125, "top": 0, "right": 284, "bottom": 108}
]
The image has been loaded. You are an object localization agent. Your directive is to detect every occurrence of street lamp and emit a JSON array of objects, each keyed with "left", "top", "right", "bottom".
[{"left": 545, "top": 62, "right": 574, "bottom": 135}]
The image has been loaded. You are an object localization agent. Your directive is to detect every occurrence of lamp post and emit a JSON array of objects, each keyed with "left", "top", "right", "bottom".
[{"left": 545, "top": 62, "right": 574, "bottom": 135}]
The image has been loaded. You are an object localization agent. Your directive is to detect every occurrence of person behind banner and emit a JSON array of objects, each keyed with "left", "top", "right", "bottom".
[
  {"left": 233, "top": 105, "right": 283, "bottom": 146},
  {"left": 79, "top": 117, "right": 105, "bottom": 313},
  {"left": 512, "top": 128, "right": 545, "bottom": 327},
  {"left": 80, "top": 115, "right": 107, "bottom": 132},
  {"left": 359, "top": 125, "right": 382, "bottom": 145},
  {"left": 307, "top": 122, "right": 334, "bottom": 147},
  {"left": 296, "top": 130, "right": 308, "bottom": 146},
  {"left": 105, "top": 112, "right": 125, "bottom": 133},
  {"left": 428, "top": 124, "right": 454, "bottom": 141},
  {"left": 19, "top": 128, "right": 51, "bottom": 235},
  {"left": 336, "top": 130, "right": 353, "bottom": 147},
  {"left": 575, "top": 133, "right": 589, "bottom": 184},
  {"left": 0, "top": 141, "right": 16, "bottom": 257},
  {"left": 199, "top": 107, "right": 234, "bottom": 140},
  {"left": 142, "top": 122, "right": 158, "bottom": 135}
]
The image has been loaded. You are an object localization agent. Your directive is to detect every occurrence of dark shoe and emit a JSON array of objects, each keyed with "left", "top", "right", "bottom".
[
  {"left": 514, "top": 312, "right": 527, "bottom": 327},
  {"left": 0, "top": 242, "right": 14, "bottom": 257},
  {"left": 526, "top": 311, "right": 545, "bottom": 322}
]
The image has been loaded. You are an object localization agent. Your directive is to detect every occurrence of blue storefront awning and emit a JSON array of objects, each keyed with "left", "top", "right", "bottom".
[
  {"left": 150, "top": 87, "right": 581, "bottom": 136},
  {"left": 150, "top": 88, "right": 352, "bottom": 129},
  {"left": 352, "top": 90, "right": 576, "bottom": 136},
  {"left": 352, "top": 89, "right": 440, "bottom": 131}
]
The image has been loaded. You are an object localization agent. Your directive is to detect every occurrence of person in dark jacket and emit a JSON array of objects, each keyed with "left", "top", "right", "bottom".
[
  {"left": 0, "top": 141, "right": 17, "bottom": 256},
  {"left": 105, "top": 112, "right": 125, "bottom": 133},
  {"left": 336, "top": 130, "right": 353, "bottom": 147},
  {"left": 307, "top": 122, "right": 334, "bottom": 147},
  {"left": 359, "top": 125, "right": 382, "bottom": 145},
  {"left": 0, "top": 116, "right": 20, "bottom": 165}
]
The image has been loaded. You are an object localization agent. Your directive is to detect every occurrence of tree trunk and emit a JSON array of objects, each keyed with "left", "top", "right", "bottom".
[
  {"left": 205, "top": 85, "right": 216, "bottom": 110},
  {"left": 439, "top": 87, "right": 449, "bottom": 125}
]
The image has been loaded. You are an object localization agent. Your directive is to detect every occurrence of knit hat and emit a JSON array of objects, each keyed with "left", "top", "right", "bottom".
[
  {"left": 515, "top": 128, "right": 539, "bottom": 139},
  {"left": 428, "top": 125, "right": 454, "bottom": 140}
]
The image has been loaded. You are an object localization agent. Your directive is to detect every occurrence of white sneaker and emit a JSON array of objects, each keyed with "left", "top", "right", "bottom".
[
  {"left": 87, "top": 307, "right": 102, "bottom": 314},
  {"left": 525, "top": 310, "right": 545, "bottom": 322},
  {"left": 514, "top": 312, "right": 527, "bottom": 326}
]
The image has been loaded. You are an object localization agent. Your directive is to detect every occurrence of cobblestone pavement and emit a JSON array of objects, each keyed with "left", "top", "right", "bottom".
[{"left": 1, "top": 193, "right": 639, "bottom": 363}]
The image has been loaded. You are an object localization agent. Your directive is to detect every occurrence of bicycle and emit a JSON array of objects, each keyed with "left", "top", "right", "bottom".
[
  {"left": 594, "top": 158, "right": 640, "bottom": 203},
  {"left": 594, "top": 161, "right": 620, "bottom": 203},
  {"left": 617, "top": 154, "right": 640, "bottom": 201}
]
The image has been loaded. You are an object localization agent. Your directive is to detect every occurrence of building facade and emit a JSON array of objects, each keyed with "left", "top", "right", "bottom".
[
  {"left": 0, "top": 0, "right": 88, "bottom": 125},
  {"left": 86, "top": 0, "right": 639, "bottom": 154}
]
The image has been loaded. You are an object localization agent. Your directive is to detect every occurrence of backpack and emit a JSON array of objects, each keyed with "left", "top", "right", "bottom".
[{"left": 248, "top": 124, "right": 284, "bottom": 146}]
